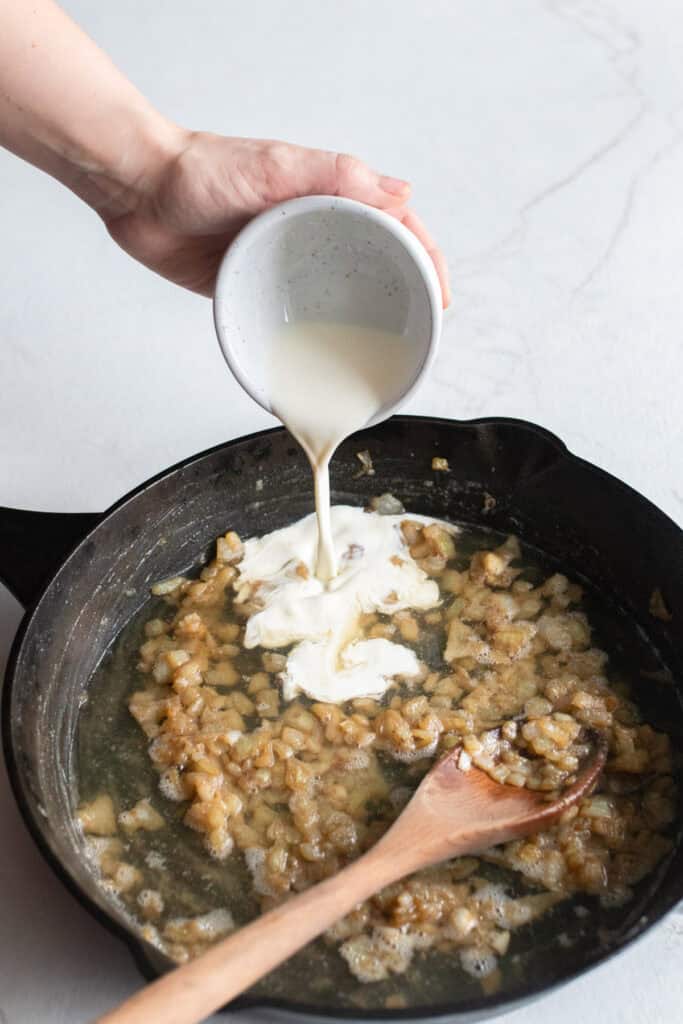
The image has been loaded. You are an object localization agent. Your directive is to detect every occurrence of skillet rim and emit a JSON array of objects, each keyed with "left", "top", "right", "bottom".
[{"left": 2, "top": 413, "right": 681, "bottom": 1021}]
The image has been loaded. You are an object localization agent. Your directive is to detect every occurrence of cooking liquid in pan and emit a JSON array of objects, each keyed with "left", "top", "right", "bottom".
[
  {"left": 71, "top": 323, "right": 679, "bottom": 1010},
  {"left": 77, "top": 522, "right": 678, "bottom": 1011},
  {"left": 269, "top": 320, "right": 421, "bottom": 580}
]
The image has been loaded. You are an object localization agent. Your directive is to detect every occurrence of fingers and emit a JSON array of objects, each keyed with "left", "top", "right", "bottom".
[
  {"left": 292, "top": 147, "right": 411, "bottom": 209},
  {"left": 388, "top": 206, "right": 451, "bottom": 308},
  {"left": 269, "top": 143, "right": 451, "bottom": 308}
]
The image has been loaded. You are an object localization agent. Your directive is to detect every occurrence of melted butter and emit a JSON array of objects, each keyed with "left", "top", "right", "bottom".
[
  {"left": 269, "top": 320, "right": 421, "bottom": 580},
  {"left": 238, "top": 506, "right": 453, "bottom": 703}
]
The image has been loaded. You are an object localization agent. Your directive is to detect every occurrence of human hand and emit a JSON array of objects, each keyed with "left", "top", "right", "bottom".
[
  {"left": 105, "top": 133, "right": 451, "bottom": 306},
  {"left": 0, "top": 5, "right": 449, "bottom": 305}
]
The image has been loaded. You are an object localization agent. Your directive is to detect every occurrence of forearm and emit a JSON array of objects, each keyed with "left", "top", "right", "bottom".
[{"left": 0, "top": 0, "right": 184, "bottom": 215}]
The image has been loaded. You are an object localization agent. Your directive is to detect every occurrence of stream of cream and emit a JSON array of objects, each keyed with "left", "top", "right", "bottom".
[
  {"left": 269, "top": 320, "right": 420, "bottom": 580},
  {"left": 250, "top": 318, "right": 445, "bottom": 703}
]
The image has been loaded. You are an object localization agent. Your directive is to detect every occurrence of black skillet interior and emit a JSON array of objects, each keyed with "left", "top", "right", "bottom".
[{"left": 2, "top": 416, "right": 682, "bottom": 1023}]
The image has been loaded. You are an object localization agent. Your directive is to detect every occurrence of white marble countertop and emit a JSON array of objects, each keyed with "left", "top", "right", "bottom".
[{"left": 1, "top": 1, "right": 682, "bottom": 1022}]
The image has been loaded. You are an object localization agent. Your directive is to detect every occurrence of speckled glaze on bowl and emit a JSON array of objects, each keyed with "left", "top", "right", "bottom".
[{"left": 213, "top": 196, "right": 443, "bottom": 423}]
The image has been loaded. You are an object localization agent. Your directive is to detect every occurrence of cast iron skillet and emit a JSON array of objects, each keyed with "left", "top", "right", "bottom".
[{"left": 1, "top": 415, "right": 682, "bottom": 1023}]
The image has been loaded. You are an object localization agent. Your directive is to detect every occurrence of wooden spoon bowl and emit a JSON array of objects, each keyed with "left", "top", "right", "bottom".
[{"left": 96, "top": 733, "right": 608, "bottom": 1024}]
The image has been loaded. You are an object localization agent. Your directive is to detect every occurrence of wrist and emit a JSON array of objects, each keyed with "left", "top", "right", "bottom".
[{"left": 69, "top": 107, "right": 189, "bottom": 219}]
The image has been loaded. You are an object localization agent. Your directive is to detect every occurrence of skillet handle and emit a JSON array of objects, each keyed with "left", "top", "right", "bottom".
[{"left": 0, "top": 507, "right": 102, "bottom": 608}]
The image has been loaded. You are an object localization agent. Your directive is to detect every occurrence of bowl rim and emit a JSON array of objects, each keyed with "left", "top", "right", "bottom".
[{"left": 2, "top": 414, "right": 682, "bottom": 1020}]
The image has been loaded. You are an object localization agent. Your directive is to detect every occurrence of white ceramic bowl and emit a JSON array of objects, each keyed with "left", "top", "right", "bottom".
[{"left": 213, "top": 195, "right": 442, "bottom": 425}]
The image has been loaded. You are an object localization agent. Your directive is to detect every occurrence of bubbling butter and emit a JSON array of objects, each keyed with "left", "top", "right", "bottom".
[{"left": 237, "top": 505, "right": 455, "bottom": 703}]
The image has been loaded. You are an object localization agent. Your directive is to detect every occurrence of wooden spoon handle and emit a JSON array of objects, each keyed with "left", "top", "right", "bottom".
[{"left": 94, "top": 846, "right": 402, "bottom": 1024}]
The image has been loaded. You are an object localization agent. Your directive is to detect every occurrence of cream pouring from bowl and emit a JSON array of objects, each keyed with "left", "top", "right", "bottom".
[{"left": 213, "top": 195, "right": 443, "bottom": 579}]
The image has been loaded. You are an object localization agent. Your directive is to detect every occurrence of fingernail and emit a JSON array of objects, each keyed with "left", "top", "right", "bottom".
[{"left": 379, "top": 175, "right": 411, "bottom": 196}]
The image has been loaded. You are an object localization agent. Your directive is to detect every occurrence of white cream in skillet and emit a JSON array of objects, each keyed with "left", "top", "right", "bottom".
[{"left": 236, "top": 318, "right": 451, "bottom": 703}]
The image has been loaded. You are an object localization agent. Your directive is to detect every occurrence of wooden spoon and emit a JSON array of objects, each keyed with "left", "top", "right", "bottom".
[{"left": 95, "top": 735, "right": 607, "bottom": 1024}]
